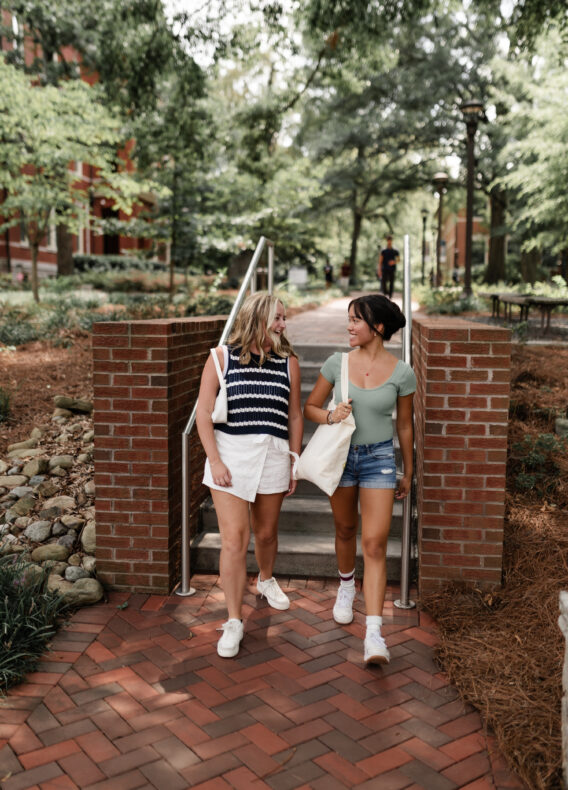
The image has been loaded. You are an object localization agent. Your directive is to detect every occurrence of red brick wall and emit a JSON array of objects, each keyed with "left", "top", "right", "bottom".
[
  {"left": 92, "top": 316, "right": 226, "bottom": 592},
  {"left": 412, "top": 316, "right": 511, "bottom": 594}
]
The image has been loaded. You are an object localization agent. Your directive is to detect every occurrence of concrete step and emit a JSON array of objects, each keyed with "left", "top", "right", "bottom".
[
  {"left": 201, "top": 495, "right": 404, "bottom": 535},
  {"left": 190, "top": 528, "right": 413, "bottom": 580}
]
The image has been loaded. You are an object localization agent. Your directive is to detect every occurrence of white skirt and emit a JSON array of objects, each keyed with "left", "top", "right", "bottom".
[{"left": 203, "top": 431, "right": 291, "bottom": 502}]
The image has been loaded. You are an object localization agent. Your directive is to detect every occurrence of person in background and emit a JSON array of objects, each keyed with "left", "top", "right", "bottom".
[
  {"left": 377, "top": 236, "right": 400, "bottom": 299},
  {"left": 196, "top": 292, "right": 303, "bottom": 659},
  {"left": 303, "top": 294, "right": 416, "bottom": 666},
  {"left": 324, "top": 260, "right": 334, "bottom": 289}
]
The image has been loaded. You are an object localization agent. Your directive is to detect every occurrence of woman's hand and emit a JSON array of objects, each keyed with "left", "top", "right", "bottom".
[
  {"left": 395, "top": 474, "right": 411, "bottom": 500},
  {"left": 331, "top": 399, "right": 352, "bottom": 423},
  {"left": 210, "top": 459, "right": 232, "bottom": 487},
  {"left": 286, "top": 470, "right": 297, "bottom": 497}
]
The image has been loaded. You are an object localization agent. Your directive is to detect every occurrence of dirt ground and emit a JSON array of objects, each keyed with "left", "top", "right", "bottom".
[
  {"left": 1, "top": 334, "right": 568, "bottom": 787},
  {"left": 0, "top": 336, "right": 93, "bottom": 454}
]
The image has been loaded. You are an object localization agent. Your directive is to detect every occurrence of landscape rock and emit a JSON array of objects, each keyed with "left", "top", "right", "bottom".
[
  {"left": 37, "top": 480, "right": 59, "bottom": 497},
  {"left": 22, "top": 458, "right": 50, "bottom": 477},
  {"left": 68, "top": 553, "right": 82, "bottom": 566},
  {"left": 48, "top": 455, "right": 74, "bottom": 470},
  {"left": 45, "top": 561, "right": 68, "bottom": 576},
  {"left": 31, "top": 544, "right": 71, "bottom": 562},
  {"left": 11, "top": 494, "right": 36, "bottom": 516},
  {"left": 51, "top": 522, "right": 68, "bottom": 537},
  {"left": 47, "top": 574, "right": 73, "bottom": 595},
  {"left": 53, "top": 396, "right": 93, "bottom": 414},
  {"left": 81, "top": 521, "right": 96, "bottom": 554},
  {"left": 65, "top": 566, "right": 89, "bottom": 582},
  {"left": 61, "top": 515, "right": 85, "bottom": 530},
  {"left": 7, "top": 447, "right": 44, "bottom": 459},
  {"left": 43, "top": 495, "right": 76, "bottom": 512},
  {"left": 52, "top": 407, "right": 73, "bottom": 421},
  {"left": 57, "top": 535, "right": 76, "bottom": 550},
  {"left": 82, "top": 556, "right": 96, "bottom": 573},
  {"left": 84, "top": 481, "right": 96, "bottom": 497},
  {"left": 7, "top": 438, "right": 37, "bottom": 452},
  {"left": 0, "top": 460, "right": 8, "bottom": 474},
  {"left": 24, "top": 521, "right": 52, "bottom": 542},
  {"left": 60, "top": 577, "right": 104, "bottom": 606},
  {"left": 10, "top": 486, "right": 34, "bottom": 499},
  {"left": 50, "top": 466, "right": 68, "bottom": 477},
  {"left": 0, "top": 475, "right": 29, "bottom": 489}
]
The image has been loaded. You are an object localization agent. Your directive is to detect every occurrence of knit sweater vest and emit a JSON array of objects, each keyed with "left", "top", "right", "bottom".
[{"left": 215, "top": 346, "right": 290, "bottom": 440}]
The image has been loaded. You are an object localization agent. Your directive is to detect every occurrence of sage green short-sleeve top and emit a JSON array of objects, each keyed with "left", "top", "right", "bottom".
[{"left": 320, "top": 352, "right": 416, "bottom": 445}]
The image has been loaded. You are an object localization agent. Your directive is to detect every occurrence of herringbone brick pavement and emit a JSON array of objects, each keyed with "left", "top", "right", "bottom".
[{"left": 0, "top": 576, "right": 526, "bottom": 789}]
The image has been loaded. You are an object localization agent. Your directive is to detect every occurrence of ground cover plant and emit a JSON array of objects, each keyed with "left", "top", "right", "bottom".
[
  {"left": 0, "top": 556, "right": 69, "bottom": 693},
  {"left": 424, "top": 344, "right": 568, "bottom": 790}
]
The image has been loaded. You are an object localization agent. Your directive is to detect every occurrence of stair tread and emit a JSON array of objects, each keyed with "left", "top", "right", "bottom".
[{"left": 193, "top": 529, "right": 404, "bottom": 555}]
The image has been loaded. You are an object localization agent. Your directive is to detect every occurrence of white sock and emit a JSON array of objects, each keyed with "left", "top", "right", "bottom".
[
  {"left": 339, "top": 568, "right": 355, "bottom": 588},
  {"left": 366, "top": 615, "right": 383, "bottom": 633}
]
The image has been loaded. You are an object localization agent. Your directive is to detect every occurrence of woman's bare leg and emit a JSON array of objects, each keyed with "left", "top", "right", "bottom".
[
  {"left": 359, "top": 488, "right": 395, "bottom": 616},
  {"left": 330, "top": 485, "right": 359, "bottom": 573},
  {"left": 211, "top": 489, "right": 251, "bottom": 620},
  {"left": 250, "top": 492, "right": 286, "bottom": 580}
]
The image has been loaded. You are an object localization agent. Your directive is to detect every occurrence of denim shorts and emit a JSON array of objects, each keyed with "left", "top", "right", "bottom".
[{"left": 337, "top": 439, "right": 396, "bottom": 489}]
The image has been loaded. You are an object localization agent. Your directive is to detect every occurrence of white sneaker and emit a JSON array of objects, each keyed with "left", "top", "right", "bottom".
[
  {"left": 364, "top": 630, "right": 390, "bottom": 665},
  {"left": 256, "top": 575, "right": 290, "bottom": 610},
  {"left": 333, "top": 584, "right": 356, "bottom": 624},
  {"left": 217, "top": 619, "right": 244, "bottom": 658}
]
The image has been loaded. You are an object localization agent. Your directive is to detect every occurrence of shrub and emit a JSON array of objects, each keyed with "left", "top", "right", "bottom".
[
  {"left": 509, "top": 433, "right": 567, "bottom": 497},
  {"left": 0, "top": 556, "right": 69, "bottom": 692}
]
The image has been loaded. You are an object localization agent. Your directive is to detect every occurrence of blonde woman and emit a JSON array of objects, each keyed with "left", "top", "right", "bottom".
[{"left": 196, "top": 292, "right": 303, "bottom": 658}]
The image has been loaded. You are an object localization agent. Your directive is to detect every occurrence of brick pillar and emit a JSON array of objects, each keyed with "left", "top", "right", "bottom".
[
  {"left": 412, "top": 316, "right": 512, "bottom": 594},
  {"left": 92, "top": 316, "right": 226, "bottom": 592}
]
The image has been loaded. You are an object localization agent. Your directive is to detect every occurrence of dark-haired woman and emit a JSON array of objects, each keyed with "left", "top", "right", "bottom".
[{"left": 304, "top": 294, "right": 416, "bottom": 666}]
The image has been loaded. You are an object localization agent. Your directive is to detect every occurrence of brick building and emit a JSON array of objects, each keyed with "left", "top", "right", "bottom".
[{"left": 0, "top": 10, "right": 157, "bottom": 279}]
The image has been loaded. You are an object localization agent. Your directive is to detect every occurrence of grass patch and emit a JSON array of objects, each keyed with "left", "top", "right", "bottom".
[{"left": 0, "top": 556, "right": 69, "bottom": 693}]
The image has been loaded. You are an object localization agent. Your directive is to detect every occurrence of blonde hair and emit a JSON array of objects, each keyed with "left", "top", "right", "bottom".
[{"left": 228, "top": 291, "right": 296, "bottom": 365}]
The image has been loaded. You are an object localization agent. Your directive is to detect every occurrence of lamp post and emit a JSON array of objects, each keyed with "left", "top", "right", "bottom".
[
  {"left": 420, "top": 208, "right": 428, "bottom": 286},
  {"left": 433, "top": 172, "right": 448, "bottom": 287},
  {"left": 460, "top": 100, "right": 484, "bottom": 298}
]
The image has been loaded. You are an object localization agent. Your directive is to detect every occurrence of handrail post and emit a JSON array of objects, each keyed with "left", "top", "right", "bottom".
[
  {"left": 176, "top": 236, "right": 274, "bottom": 597},
  {"left": 268, "top": 244, "right": 274, "bottom": 293},
  {"left": 395, "top": 234, "right": 416, "bottom": 610}
]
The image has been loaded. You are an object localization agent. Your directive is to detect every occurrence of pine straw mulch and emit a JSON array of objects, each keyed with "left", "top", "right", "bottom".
[{"left": 423, "top": 343, "right": 568, "bottom": 790}]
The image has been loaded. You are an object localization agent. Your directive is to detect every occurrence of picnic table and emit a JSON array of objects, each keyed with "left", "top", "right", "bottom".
[{"left": 480, "top": 292, "right": 568, "bottom": 333}]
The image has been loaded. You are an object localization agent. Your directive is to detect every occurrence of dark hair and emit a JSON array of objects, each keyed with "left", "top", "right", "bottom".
[{"left": 348, "top": 294, "right": 406, "bottom": 341}]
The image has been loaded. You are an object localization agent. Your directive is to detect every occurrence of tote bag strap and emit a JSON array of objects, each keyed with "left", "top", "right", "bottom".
[
  {"left": 340, "top": 352, "right": 349, "bottom": 402},
  {"left": 210, "top": 347, "right": 225, "bottom": 387}
]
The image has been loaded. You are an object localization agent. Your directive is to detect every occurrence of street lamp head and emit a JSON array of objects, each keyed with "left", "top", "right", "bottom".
[
  {"left": 460, "top": 100, "right": 484, "bottom": 118},
  {"left": 432, "top": 172, "right": 448, "bottom": 192}
]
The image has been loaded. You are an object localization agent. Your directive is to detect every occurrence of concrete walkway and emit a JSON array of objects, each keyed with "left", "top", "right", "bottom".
[{"left": 0, "top": 295, "right": 526, "bottom": 790}]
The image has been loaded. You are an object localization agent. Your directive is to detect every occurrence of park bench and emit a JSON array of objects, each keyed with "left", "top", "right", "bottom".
[{"left": 481, "top": 292, "right": 568, "bottom": 333}]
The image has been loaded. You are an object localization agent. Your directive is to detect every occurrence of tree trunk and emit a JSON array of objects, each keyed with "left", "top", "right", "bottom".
[
  {"left": 349, "top": 209, "right": 362, "bottom": 285},
  {"left": 520, "top": 248, "right": 540, "bottom": 285},
  {"left": 560, "top": 249, "right": 567, "bottom": 281},
  {"left": 169, "top": 167, "right": 178, "bottom": 301},
  {"left": 31, "top": 242, "right": 40, "bottom": 303},
  {"left": 485, "top": 185, "right": 507, "bottom": 284},
  {"left": 56, "top": 225, "right": 74, "bottom": 276}
]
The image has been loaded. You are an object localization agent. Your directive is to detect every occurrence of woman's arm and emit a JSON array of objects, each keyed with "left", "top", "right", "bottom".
[
  {"left": 195, "top": 348, "right": 232, "bottom": 487},
  {"left": 286, "top": 356, "right": 303, "bottom": 496},
  {"left": 395, "top": 393, "right": 414, "bottom": 500},
  {"left": 304, "top": 374, "right": 351, "bottom": 425}
]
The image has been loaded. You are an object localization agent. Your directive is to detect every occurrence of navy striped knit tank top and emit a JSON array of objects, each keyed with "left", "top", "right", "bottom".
[{"left": 215, "top": 346, "right": 290, "bottom": 440}]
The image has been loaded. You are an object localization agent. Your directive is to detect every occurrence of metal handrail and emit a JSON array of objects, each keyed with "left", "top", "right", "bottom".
[
  {"left": 176, "top": 236, "right": 275, "bottom": 596},
  {"left": 395, "top": 233, "right": 416, "bottom": 610}
]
